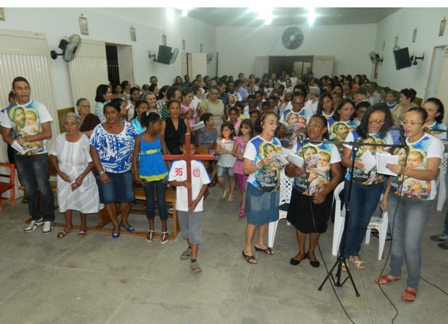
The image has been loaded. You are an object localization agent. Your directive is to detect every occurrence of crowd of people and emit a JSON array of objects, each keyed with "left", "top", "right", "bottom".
[{"left": 1, "top": 71, "right": 447, "bottom": 299}]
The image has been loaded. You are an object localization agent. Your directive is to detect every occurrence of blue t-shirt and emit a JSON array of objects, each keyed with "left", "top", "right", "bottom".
[{"left": 90, "top": 122, "right": 137, "bottom": 173}]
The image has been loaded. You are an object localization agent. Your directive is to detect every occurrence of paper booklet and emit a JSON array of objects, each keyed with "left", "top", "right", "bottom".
[
  {"left": 191, "top": 121, "right": 205, "bottom": 131},
  {"left": 271, "top": 153, "right": 289, "bottom": 168},
  {"left": 287, "top": 152, "right": 304, "bottom": 168},
  {"left": 376, "top": 151, "right": 398, "bottom": 176},
  {"left": 360, "top": 150, "right": 376, "bottom": 173},
  {"left": 11, "top": 140, "right": 38, "bottom": 155}
]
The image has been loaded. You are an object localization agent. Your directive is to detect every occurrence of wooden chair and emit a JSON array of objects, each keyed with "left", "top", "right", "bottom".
[{"left": 0, "top": 162, "right": 15, "bottom": 212}]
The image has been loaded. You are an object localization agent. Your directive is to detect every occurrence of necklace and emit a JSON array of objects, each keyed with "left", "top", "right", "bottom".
[{"left": 107, "top": 121, "right": 122, "bottom": 133}]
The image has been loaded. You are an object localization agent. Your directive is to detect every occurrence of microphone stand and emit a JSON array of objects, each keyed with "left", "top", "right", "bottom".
[{"left": 317, "top": 139, "right": 407, "bottom": 296}]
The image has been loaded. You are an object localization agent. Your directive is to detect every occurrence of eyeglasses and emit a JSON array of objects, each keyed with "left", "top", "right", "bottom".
[
  {"left": 307, "top": 123, "right": 323, "bottom": 128},
  {"left": 401, "top": 121, "right": 423, "bottom": 127},
  {"left": 264, "top": 121, "right": 279, "bottom": 126},
  {"left": 368, "top": 120, "right": 385, "bottom": 125}
]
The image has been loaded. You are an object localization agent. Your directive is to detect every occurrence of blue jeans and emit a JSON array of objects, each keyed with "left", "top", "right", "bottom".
[
  {"left": 387, "top": 193, "right": 433, "bottom": 288},
  {"left": 15, "top": 153, "right": 55, "bottom": 222},
  {"left": 343, "top": 180, "right": 384, "bottom": 259},
  {"left": 143, "top": 180, "right": 168, "bottom": 221}
]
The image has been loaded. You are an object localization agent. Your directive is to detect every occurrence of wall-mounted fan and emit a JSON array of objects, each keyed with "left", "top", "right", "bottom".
[
  {"left": 50, "top": 34, "right": 82, "bottom": 62},
  {"left": 206, "top": 53, "right": 213, "bottom": 65},
  {"left": 369, "top": 51, "right": 383, "bottom": 64},
  {"left": 170, "top": 48, "right": 179, "bottom": 64},
  {"left": 148, "top": 50, "right": 157, "bottom": 62},
  {"left": 282, "top": 26, "right": 304, "bottom": 50}
]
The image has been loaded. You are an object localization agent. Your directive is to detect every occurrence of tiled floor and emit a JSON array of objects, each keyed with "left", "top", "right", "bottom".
[{"left": 0, "top": 186, "right": 447, "bottom": 323}]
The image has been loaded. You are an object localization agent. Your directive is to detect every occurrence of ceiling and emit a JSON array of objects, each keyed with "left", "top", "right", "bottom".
[{"left": 183, "top": 8, "right": 401, "bottom": 27}]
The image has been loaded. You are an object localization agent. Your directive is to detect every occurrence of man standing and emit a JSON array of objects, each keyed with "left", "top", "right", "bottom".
[
  {"left": 305, "top": 86, "right": 320, "bottom": 115},
  {"left": 238, "top": 78, "right": 249, "bottom": 104},
  {"left": 160, "top": 87, "right": 182, "bottom": 121},
  {"left": 0, "top": 77, "right": 55, "bottom": 233}
]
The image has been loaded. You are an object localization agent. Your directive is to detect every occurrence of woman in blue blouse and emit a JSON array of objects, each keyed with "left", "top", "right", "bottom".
[{"left": 90, "top": 100, "right": 138, "bottom": 238}]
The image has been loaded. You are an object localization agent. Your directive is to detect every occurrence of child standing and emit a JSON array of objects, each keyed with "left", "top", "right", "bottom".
[
  {"left": 228, "top": 107, "right": 241, "bottom": 135},
  {"left": 132, "top": 112, "right": 170, "bottom": 244},
  {"left": 216, "top": 121, "right": 237, "bottom": 202},
  {"left": 168, "top": 136, "right": 210, "bottom": 273},
  {"left": 232, "top": 119, "right": 254, "bottom": 217}
]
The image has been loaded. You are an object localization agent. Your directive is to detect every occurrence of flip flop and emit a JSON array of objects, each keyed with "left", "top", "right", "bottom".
[
  {"left": 254, "top": 246, "right": 275, "bottom": 254},
  {"left": 221, "top": 188, "right": 229, "bottom": 200},
  {"left": 242, "top": 250, "right": 257, "bottom": 264},
  {"left": 57, "top": 229, "right": 71, "bottom": 239},
  {"left": 401, "top": 288, "right": 417, "bottom": 302},
  {"left": 78, "top": 230, "right": 87, "bottom": 239},
  {"left": 375, "top": 275, "right": 400, "bottom": 285}
]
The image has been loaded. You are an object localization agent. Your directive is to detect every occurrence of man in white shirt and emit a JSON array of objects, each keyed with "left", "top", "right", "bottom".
[
  {"left": 367, "top": 81, "right": 381, "bottom": 105},
  {"left": 0, "top": 77, "right": 55, "bottom": 234},
  {"left": 305, "top": 86, "right": 320, "bottom": 115}
]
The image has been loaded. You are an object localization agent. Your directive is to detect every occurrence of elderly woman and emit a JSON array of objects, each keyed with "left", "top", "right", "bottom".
[
  {"left": 142, "top": 91, "right": 158, "bottom": 114},
  {"left": 90, "top": 100, "right": 138, "bottom": 238},
  {"left": 391, "top": 88, "right": 418, "bottom": 127},
  {"left": 379, "top": 107, "right": 443, "bottom": 302},
  {"left": 50, "top": 113, "right": 103, "bottom": 239},
  {"left": 94, "top": 84, "right": 113, "bottom": 123},
  {"left": 242, "top": 111, "right": 283, "bottom": 264},
  {"left": 76, "top": 98, "right": 100, "bottom": 137},
  {"left": 286, "top": 115, "right": 341, "bottom": 267},
  {"left": 198, "top": 85, "right": 225, "bottom": 130}
]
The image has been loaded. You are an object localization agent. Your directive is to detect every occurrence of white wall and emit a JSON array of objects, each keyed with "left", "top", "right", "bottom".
[
  {"left": 216, "top": 24, "right": 377, "bottom": 79},
  {"left": 374, "top": 8, "right": 448, "bottom": 98},
  {"left": 0, "top": 8, "right": 216, "bottom": 110}
]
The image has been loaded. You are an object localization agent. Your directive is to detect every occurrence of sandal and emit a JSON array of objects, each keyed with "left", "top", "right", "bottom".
[
  {"left": 221, "top": 188, "right": 229, "bottom": 200},
  {"left": 239, "top": 209, "right": 246, "bottom": 217},
  {"left": 349, "top": 256, "right": 365, "bottom": 270},
  {"left": 341, "top": 259, "right": 349, "bottom": 271},
  {"left": 161, "top": 231, "right": 169, "bottom": 244},
  {"left": 57, "top": 229, "right": 71, "bottom": 239},
  {"left": 146, "top": 230, "right": 154, "bottom": 243},
  {"left": 242, "top": 250, "right": 257, "bottom": 264},
  {"left": 401, "top": 288, "right": 417, "bottom": 302},
  {"left": 78, "top": 230, "right": 87, "bottom": 239},
  {"left": 254, "top": 246, "right": 275, "bottom": 254},
  {"left": 375, "top": 275, "right": 400, "bottom": 285},
  {"left": 227, "top": 194, "right": 234, "bottom": 203}
]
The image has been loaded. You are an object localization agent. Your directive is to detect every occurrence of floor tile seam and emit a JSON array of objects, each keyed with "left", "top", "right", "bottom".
[
  {"left": 42, "top": 263, "right": 148, "bottom": 279},
  {"left": 137, "top": 276, "right": 250, "bottom": 294},
  {"left": 0, "top": 263, "right": 49, "bottom": 305},
  {"left": 357, "top": 270, "right": 374, "bottom": 324},
  {"left": 237, "top": 262, "right": 257, "bottom": 324}
]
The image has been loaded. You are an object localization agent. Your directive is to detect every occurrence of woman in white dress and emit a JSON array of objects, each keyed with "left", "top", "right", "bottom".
[{"left": 50, "top": 112, "right": 103, "bottom": 239}]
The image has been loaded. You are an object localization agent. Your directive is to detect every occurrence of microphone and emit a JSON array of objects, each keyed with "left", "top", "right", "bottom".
[
  {"left": 297, "top": 132, "right": 306, "bottom": 144},
  {"left": 399, "top": 127, "right": 408, "bottom": 149}
]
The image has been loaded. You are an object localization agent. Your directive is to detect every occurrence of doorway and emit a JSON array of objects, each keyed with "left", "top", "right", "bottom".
[
  {"left": 106, "top": 44, "right": 134, "bottom": 85},
  {"left": 269, "top": 56, "right": 313, "bottom": 78}
]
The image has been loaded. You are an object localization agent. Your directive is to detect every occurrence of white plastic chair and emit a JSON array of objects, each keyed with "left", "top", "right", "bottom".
[
  {"left": 332, "top": 183, "right": 389, "bottom": 260},
  {"left": 436, "top": 153, "right": 448, "bottom": 211},
  {"left": 268, "top": 169, "right": 293, "bottom": 248},
  {"left": 332, "top": 182, "right": 346, "bottom": 256},
  {"left": 365, "top": 211, "right": 389, "bottom": 260}
]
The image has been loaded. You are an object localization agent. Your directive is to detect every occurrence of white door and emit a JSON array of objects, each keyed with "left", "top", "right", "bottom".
[
  {"left": 191, "top": 53, "right": 207, "bottom": 79},
  {"left": 68, "top": 39, "right": 108, "bottom": 109},
  {"left": 313, "top": 56, "right": 334, "bottom": 79},
  {"left": 436, "top": 47, "right": 448, "bottom": 124},
  {"left": 255, "top": 56, "right": 269, "bottom": 78},
  {"left": 117, "top": 45, "right": 134, "bottom": 86}
]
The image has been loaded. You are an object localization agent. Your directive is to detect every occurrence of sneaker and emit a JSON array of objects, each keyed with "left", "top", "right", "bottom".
[
  {"left": 180, "top": 247, "right": 192, "bottom": 260},
  {"left": 190, "top": 261, "right": 202, "bottom": 274},
  {"left": 430, "top": 233, "right": 448, "bottom": 241},
  {"left": 42, "top": 221, "right": 53, "bottom": 234},
  {"left": 438, "top": 241, "right": 448, "bottom": 250},
  {"left": 24, "top": 218, "right": 44, "bottom": 233}
]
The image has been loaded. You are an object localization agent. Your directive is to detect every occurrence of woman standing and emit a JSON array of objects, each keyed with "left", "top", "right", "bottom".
[
  {"left": 286, "top": 115, "right": 341, "bottom": 266},
  {"left": 94, "top": 84, "right": 113, "bottom": 123},
  {"left": 379, "top": 107, "right": 443, "bottom": 302},
  {"left": 90, "top": 100, "right": 138, "bottom": 238},
  {"left": 391, "top": 88, "right": 418, "bottom": 127},
  {"left": 423, "top": 98, "right": 447, "bottom": 139},
  {"left": 76, "top": 98, "right": 100, "bottom": 138},
  {"left": 180, "top": 88, "right": 197, "bottom": 127},
  {"left": 127, "top": 87, "right": 142, "bottom": 121},
  {"left": 130, "top": 100, "right": 149, "bottom": 134},
  {"left": 161, "top": 100, "right": 191, "bottom": 155},
  {"left": 50, "top": 113, "right": 103, "bottom": 239},
  {"left": 198, "top": 86, "right": 225, "bottom": 130},
  {"left": 341, "top": 104, "right": 393, "bottom": 270},
  {"left": 156, "top": 85, "right": 170, "bottom": 115},
  {"left": 242, "top": 112, "right": 283, "bottom": 264},
  {"left": 316, "top": 92, "right": 335, "bottom": 120},
  {"left": 329, "top": 99, "right": 359, "bottom": 143}
]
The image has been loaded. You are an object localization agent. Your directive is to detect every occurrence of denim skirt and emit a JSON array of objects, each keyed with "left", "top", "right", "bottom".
[{"left": 245, "top": 183, "right": 280, "bottom": 226}]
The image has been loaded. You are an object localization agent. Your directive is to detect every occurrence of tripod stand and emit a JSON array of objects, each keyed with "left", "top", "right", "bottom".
[{"left": 318, "top": 143, "right": 360, "bottom": 296}]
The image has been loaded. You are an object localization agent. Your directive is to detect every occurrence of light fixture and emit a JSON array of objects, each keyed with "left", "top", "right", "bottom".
[
  {"left": 182, "top": 9, "right": 188, "bottom": 16},
  {"left": 249, "top": 8, "right": 273, "bottom": 25},
  {"left": 306, "top": 8, "right": 318, "bottom": 26}
]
